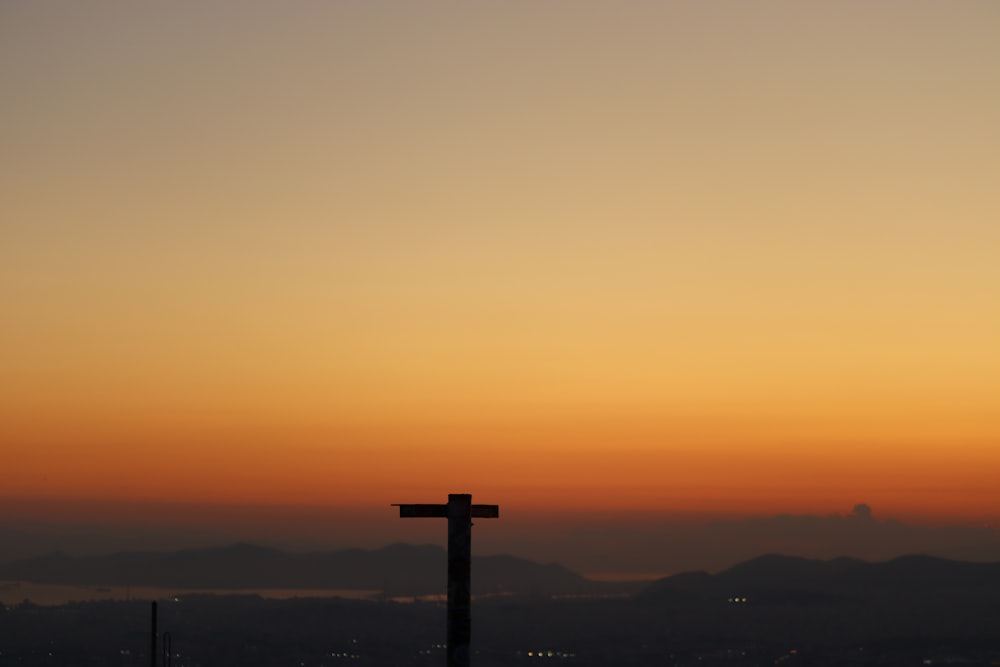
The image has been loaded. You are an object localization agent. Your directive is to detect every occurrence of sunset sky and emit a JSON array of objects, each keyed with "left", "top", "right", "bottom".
[{"left": 3, "top": 0, "right": 999, "bottom": 544}]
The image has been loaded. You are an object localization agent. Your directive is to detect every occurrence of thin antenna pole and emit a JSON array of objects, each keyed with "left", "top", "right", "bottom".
[{"left": 163, "top": 631, "right": 172, "bottom": 667}]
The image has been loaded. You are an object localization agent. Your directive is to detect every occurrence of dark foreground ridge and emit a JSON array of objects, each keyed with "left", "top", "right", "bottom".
[{"left": 3, "top": 552, "right": 1000, "bottom": 665}]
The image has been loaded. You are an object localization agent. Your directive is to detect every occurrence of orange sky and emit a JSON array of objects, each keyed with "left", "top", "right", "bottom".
[{"left": 2, "top": 1, "right": 999, "bottom": 527}]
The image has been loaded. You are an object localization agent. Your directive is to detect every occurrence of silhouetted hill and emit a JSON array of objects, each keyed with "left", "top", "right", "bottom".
[
  {"left": 637, "top": 553, "right": 1000, "bottom": 606},
  {"left": 0, "top": 543, "right": 623, "bottom": 597}
]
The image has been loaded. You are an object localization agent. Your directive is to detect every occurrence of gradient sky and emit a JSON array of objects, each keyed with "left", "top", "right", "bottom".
[{"left": 3, "top": 1, "right": 999, "bottom": 533}]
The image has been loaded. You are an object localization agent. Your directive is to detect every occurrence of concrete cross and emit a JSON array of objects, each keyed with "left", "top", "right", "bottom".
[{"left": 393, "top": 493, "right": 499, "bottom": 667}]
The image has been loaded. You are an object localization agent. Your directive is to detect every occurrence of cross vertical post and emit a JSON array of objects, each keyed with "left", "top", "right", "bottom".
[
  {"left": 394, "top": 493, "right": 499, "bottom": 667},
  {"left": 150, "top": 600, "right": 157, "bottom": 667}
]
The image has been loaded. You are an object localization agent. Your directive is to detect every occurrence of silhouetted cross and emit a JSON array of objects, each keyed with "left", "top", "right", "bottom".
[{"left": 393, "top": 493, "right": 499, "bottom": 667}]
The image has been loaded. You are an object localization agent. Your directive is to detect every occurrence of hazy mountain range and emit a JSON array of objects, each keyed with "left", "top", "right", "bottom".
[
  {"left": 3, "top": 542, "right": 998, "bottom": 602},
  {"left": 0, "top": 543, "right": 621, "bottom": 597},
  {"left": 5, "top": 501, "right": 998, "bottom": 576}
]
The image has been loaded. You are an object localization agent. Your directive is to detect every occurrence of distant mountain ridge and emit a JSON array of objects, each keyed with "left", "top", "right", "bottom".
[
  {"left": 638, "top": 552, "right": 1000, "bottom": 605},
  {"left": 0, "top": 543, "right": 623, "bottom": 597},
  {"left": 4, "top": 546, "right": 998, "bottom": 601}
]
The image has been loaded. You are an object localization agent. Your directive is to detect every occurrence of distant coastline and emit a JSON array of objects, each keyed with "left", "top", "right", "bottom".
[{"left": 0, "top": 581, "right": 378, "bottom": 607}]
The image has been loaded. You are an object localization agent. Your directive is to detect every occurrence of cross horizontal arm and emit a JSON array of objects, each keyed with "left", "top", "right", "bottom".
[
  {"left": 471, "top": 505, "right": 499, "bottom": 518},
  {"left": 393, "top": 503, "right": 499, "bottom": 518},
  {"left": 394, "top": 503, "right": 448, "bottom": 518}
]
